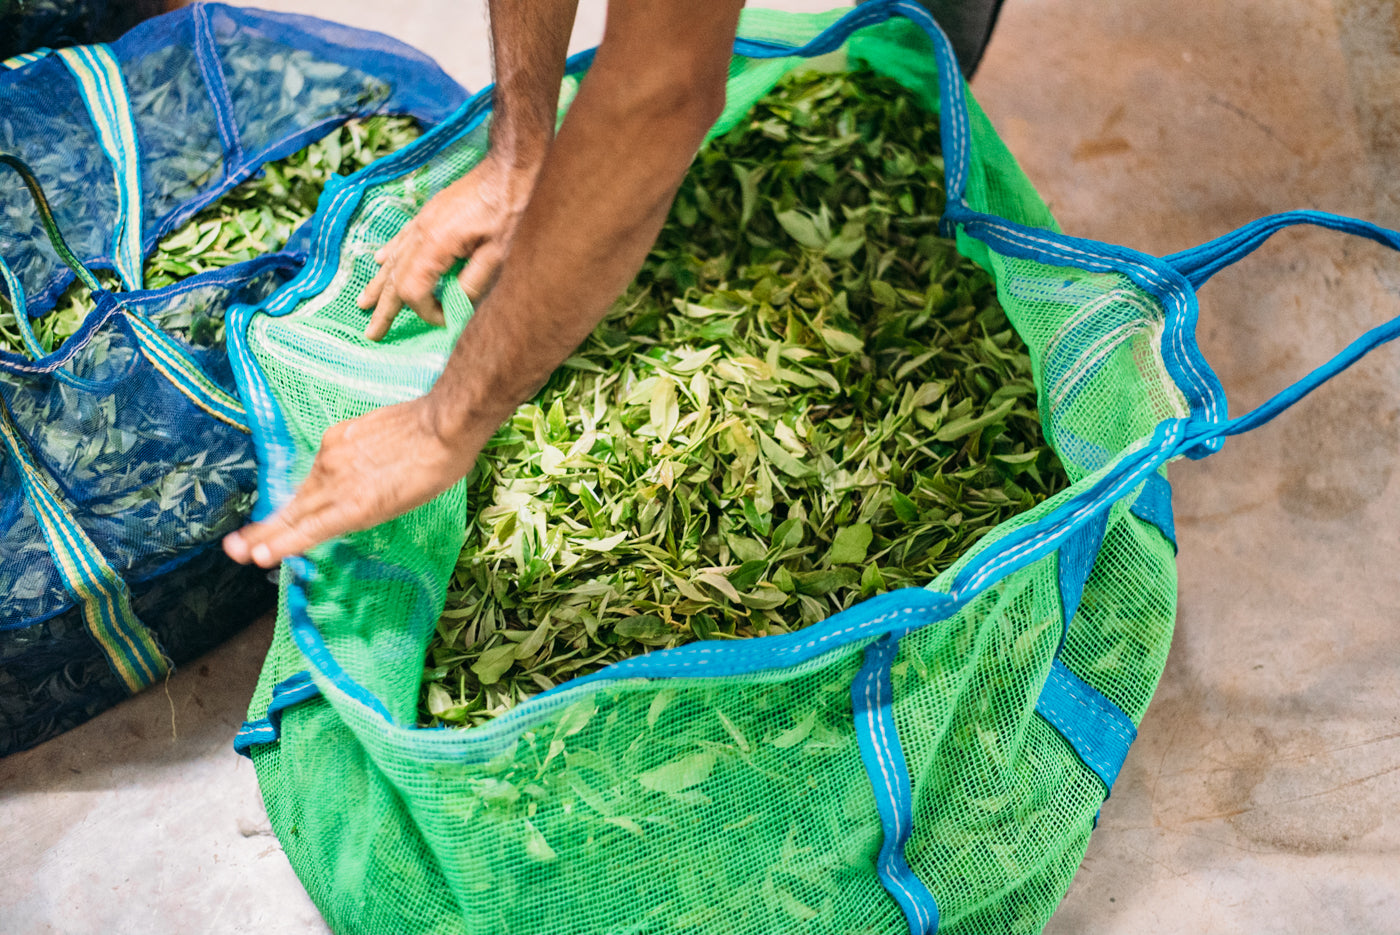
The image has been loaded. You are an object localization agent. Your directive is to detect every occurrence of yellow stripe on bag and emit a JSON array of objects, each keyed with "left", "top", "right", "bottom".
[
  {"left": 2, "top": 48, "right": 53, "bottom": 70},
  {"left": 56, "top": 44, "right": 145, "bottom": 291},
  {"left": 0, "top": 405, "right": 169, "bottom": 691},
  {"left": 125, "top": 310, "right": 252, "bottom": 433}
]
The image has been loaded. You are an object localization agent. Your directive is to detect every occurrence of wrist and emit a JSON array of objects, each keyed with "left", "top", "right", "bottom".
[
  {"left": 421, "top": 379, "right": 515, "bottom": 458},
  {"left": 487, "top": 133, "right": 552, "bottom": 173},
  {"left": 488, "top": 95, "right": 556, "bottom": 170},
  {"left": 482, "top": 144, "right": 549, "bottom": 191}
]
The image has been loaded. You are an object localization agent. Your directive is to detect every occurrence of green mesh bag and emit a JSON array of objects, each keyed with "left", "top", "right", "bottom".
[{"left": 228, "top": 3, "right": 1400, "bottom": 932}]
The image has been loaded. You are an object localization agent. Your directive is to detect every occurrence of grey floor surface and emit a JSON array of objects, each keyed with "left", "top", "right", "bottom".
[{"left": 4, "top": 1, "right": 1400, "bottom": 933}]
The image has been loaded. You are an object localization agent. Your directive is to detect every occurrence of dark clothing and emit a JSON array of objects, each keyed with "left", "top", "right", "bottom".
[
  {"left": 0, "top": 0, "right": 166, "bottom": 61},
  {"left": 864, "top": 0, "right": 1006, "bottom": 77}
]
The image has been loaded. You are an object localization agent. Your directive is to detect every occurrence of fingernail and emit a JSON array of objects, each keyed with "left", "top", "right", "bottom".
[
  {"left": 252, "top": 543, "right": 273, "bottom": 566},
  {"left": 222, "top": 531, "right": 243, "bottom": 558}
]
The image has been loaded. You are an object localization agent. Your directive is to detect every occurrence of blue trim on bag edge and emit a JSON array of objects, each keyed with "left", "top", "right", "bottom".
[
  {"left": 1129, "top": 471, "right": 1175, "bottom": 552},
  {"left": 1055, "top": 509, "right": 1107, "bottom": 650},
  {"left": 234, "top": 669, "right": 321, "bottom": 755},
  {"left": 191, "top": 2, "right": 245, "bottom": 167}
]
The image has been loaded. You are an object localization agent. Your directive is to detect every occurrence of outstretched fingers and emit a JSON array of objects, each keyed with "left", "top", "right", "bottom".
[
  {"left": 367, "top": 269, "right": 410, "bottom": 341},
  {"left": 222, "top": 397, "right": 477, "bottom": 568},
  {"left": 223, "top": 501, "right": 334, "bottom": 569},
  {"left": 385, "top": 241, "right": 449, "bottom": 326},
  {"left": 360, "top": 267, "right": 399, "bottom": 341}
]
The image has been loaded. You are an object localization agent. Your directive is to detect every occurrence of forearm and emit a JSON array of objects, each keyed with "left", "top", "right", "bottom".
[
  {"left": 427, "top": 0, "right": 744, "bottom": 445},
  {"left": 487, "top": 0, "right": 579, "bottom": 165}
]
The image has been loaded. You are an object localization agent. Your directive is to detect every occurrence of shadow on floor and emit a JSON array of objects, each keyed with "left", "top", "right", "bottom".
[{"left": 0, "top": 613, "right": 275, "bottom": 796}]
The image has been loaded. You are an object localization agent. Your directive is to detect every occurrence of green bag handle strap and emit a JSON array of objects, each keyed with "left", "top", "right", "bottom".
[
  {"left": 0, "top": 152, "right": 106, "bottom": 293},
  {"left": 0, "top": 252, "right": 50, "bottom": 360},
  {"left": 0, "top": 397, "right": 170, "bottom": 693},
  {"left": 0, "top": 152, "right": 108, "bottom": 360}
]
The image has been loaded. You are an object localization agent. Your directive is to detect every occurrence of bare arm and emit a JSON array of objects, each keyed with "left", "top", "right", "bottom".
[
  {"left": 225, "top": 0, "right": 745, "bottom": 567},
  {"left": 426, "top": 0, "right": 743, "bottom": 448},
  {"left": 358, "top": 0, "right": 580, "bottom": 337}
]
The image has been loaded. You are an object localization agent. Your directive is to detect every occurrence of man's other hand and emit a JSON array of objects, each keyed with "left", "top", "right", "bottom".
[
  {"left": 222, "top": 395, "right": 478, "bottom": 569},
  {"left": 356, "top": 152, "right": 540, "bottom": 340}
]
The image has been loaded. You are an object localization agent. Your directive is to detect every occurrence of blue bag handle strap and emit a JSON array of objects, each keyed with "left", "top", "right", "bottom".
[
  {"left": 1179, "top": 308, "right": 1400, "bottom": 446},
  {"left": 0, "top": 153, "right": 106, "bottom": 297},
  {"left": 1163, "top": 211, "right": 1400, "bottom": 444},
  {"left": 54, "top": 44, "right": 145, "bottom": 292},
  {"left": 1164, "top": 210, "right": 1400, "bottom": 290},
  {"left": 0, "top": 397, "right": 170, "bottom": 693},
  {"left": 945, "top": 211, "right": 1400, "bottom": 612},
  {"left": 1, "top": 48, "right": 54, "bottom": 71}
]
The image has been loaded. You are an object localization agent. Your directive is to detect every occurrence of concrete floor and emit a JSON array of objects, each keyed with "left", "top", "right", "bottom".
[{"left": 4, "top": 1, "right": 1400, "bottom": 932}]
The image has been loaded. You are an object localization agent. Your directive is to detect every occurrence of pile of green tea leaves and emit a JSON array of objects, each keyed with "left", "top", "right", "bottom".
[
  {"left": 0, "top": 115, "right": 420, "bottom": 355},
  {"left": 420, "top": 67, "right": 1068, "bottom": 727}
]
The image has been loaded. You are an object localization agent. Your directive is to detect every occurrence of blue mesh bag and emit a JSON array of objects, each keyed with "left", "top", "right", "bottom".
[{"left": 0, "top": 2, "right": 467, "bottom": 756}]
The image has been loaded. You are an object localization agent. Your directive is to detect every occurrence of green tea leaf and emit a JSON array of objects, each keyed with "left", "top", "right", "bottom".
[
  {"left": 827, "top": 524, "right": 873, "bottom": 565},
  {"left": 769, "top": 710, "right": 817, "bottom": 749},
  {"left": 728, "top": 560, "right": 767, "bottom": 591},
  {"left": 637, "top": 752, "right": 717, "bottom": 794},
  {"left": 522, "top": 820, "right": 558, "bottom": 862},
  {"left": 891, "top": 490, "right": 920, "bottom": 524},
  {"left": 934, "top": 397, "right": 1017, "bottom": 443},
  {"left": 775, "top": 209, "right": 826, "bottom": 249},
  {"left": 615, "top": 615, "right": 672, "bottom": 643},
  {"left": 758, "top": 430, "right": 813, "bottom": 479},
  {"left": 471, "top": 643, "right": 519, "bottom": 685},
  {"left": 778, "top": 890, "right": 819, "bottom": 922}
]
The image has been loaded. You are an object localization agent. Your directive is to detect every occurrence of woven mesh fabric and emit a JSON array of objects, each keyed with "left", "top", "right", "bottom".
[
  {"left": 238, "top": 5, "right": 1194, "bottom": 933},
  {"left": 0, "top": 4, "right": 469, "bottom": 756}
]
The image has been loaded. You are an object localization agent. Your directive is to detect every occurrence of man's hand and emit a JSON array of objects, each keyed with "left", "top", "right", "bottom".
[
  {"left": 221, "top": 395, "right": 480, "bottom": 569},
  {"left": 356, "top": 0, "right": 578, "bottom": 341},
  {"left": 356, "top": 152, "right": 541, "bottom": 340}
]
